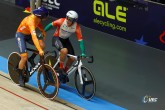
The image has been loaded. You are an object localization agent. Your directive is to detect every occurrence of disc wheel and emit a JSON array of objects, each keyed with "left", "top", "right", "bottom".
[{"left": 8, "top": 52, "right": 21, "bottom": 84}]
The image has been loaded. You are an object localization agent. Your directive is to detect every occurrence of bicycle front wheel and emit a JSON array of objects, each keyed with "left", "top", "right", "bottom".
[
  {"left": 74, "top": 66, "right": 96, "bottom": 100},
  {"left": 37, "top": 64, "right": 59, "bottom": 100}
]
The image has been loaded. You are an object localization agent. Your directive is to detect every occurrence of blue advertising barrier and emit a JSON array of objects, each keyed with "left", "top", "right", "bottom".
[{"left": 15, "top": 0, "right": 165, "bottom": 51}]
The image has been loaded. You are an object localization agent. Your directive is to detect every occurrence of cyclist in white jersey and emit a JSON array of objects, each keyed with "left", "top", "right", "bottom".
[{"left": 44, "top": 10, "right": 86, "bottom": 83}]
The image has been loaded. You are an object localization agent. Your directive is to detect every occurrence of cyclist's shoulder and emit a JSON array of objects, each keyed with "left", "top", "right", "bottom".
[
  {"left": 21, "top": 14, "right": 35, "bottom": 23},
  {"left": 54, "top": 18, "right": 65, "bottom": 23},
  {"left": 58, "top": 18, "right": 65, "bottom": 21},
  {"left": 52, "top": 18, "right": 65, "bottom": 26}
]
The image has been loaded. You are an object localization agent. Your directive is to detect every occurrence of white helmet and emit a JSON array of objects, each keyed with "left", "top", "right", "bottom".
[{"left": 66, "top": 10, "right": 78, "bottom": 23}]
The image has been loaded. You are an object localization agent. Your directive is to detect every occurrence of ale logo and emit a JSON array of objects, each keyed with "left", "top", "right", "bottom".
[{"left": 93, "top": 0, "right": 128, "bottom": 23}]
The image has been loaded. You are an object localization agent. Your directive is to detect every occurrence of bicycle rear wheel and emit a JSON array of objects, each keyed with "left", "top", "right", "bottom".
[
  {"left": 74, "top": 66, "right": 96, "bottom": 100},
  {"left": 8, "top": 52, "right": 21, "bottom": 84},
  {"left": 37, "top": 64, "right": 59, "bottom": 100}
]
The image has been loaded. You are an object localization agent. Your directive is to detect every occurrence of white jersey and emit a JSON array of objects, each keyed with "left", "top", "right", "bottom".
[
  {"left": 59, "top": 19, "right": 77, "bottom": 39},
  {"left": 52, "top": 18, "right": 83, "bottom": 40}
]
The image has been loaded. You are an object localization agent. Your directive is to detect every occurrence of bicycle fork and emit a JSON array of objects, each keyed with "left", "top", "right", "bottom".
[{"left": 78, "top": 60, "right": 84, "bottom": 85}]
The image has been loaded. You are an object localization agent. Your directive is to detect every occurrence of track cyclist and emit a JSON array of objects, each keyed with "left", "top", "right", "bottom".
[
  {"left": 44, "top": 10, "right": 86, "bottom": 83},
  {"left": 15, "top": 7, "right": 49, "bottom": 86}
]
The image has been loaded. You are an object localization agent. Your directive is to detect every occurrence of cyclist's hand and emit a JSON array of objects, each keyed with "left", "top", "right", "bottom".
[
  {"left": 39, "top": 50, "right": 44, "bottom": 56},
  {"left": 38, "top": 33, "right": 43, "bottom": 39},
  {"left": 38, "top": 33, "right": 46, "bottom": 41},
  {"left": 80, "top": 53, "right": 86, "bottom": 58}
]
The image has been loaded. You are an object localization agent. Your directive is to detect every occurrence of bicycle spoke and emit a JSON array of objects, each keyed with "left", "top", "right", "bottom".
[
  {"left": 46, "top": 80, "right": 55, "bottom": 86},
  {"left": 43, "top": 74, "right": 47, "bottom": 83},
  {"left": 43, "top": 83, "right": 48, "bottom": 91},
  {"left": 43, "top": 67, "right": 48, "bottom": 83},
  {"left": 48, "top": 82, "right": 55, "bottom": 86}
]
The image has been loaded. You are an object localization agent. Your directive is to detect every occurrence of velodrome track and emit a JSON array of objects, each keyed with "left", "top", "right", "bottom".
[
  {"left": 0, "top": 1, "right": 165, "bottom": 110},
  {"left": 0, "top": 1, "right": 126, "bottom": 110},
  {"left": 0, "top": 71, "right": 83, "bottom": 110},
  {"left": 0, "top": 56, "right": 126, "bottom": 110}
]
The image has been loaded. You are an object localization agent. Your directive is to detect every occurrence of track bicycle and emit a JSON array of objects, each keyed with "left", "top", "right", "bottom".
[
  {"left": 7, "top": 48, "right": 59, "bottom": 100},
  {"left": 44, "top": 51, "right": 96, "bottom": 100}
]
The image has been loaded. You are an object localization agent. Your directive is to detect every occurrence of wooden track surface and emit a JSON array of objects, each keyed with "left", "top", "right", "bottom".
[{"left": 0, "top": 71, "right": 84, "bottom": 110}]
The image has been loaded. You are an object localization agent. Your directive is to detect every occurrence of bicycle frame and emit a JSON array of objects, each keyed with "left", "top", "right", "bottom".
[
  {"left": 26, "top": 48, "right": 44, "bottom": 77},
  {"left": 27, "top": 62, "right": 41, "bottom": 76},
  {"left": 53, "top": 54, "right": 84, "bottom": 85},
  {"left": 45, "top": 51, "right": 95, "bottom": 100}
]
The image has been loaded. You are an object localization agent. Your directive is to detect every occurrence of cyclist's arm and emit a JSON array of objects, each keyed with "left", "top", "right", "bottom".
[
  {"left": 44, "top": 18, "right": 65, "bottom": 32},
  {"left": 30, "top": 26, "right": 43, "bottom": 52},
  {"left": 44, "top": 22, "right": 53, "bottom": 32},
  {"left": 75, "top": 24, "right": 86, "bottom": 55}
]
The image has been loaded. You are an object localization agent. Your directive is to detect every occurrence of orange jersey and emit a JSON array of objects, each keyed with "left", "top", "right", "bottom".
[
  {"left": 17, "top": 14, "right": 44, "bottom": 51},
  {"left": 52, "top": 18, "right": 83, "bottom": 41}
]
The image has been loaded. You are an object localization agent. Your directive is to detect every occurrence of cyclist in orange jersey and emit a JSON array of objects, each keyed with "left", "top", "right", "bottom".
[
  {"left": 44, "top": 10, "right": 86, "bottom": 83},
  {"left": 15, "top": 7, "right": 49, "bottom": 86}
]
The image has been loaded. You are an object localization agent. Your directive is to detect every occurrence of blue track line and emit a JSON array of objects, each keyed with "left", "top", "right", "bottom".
[{"left": 0, "top": 56, "right": 127, "bottom": 110}]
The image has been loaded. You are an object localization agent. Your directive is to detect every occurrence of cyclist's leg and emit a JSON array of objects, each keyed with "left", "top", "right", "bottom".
[
  {"left": 25, "top": 35, "right": 37, "bottom": 67},
  {"left": 60, "top": 38, "right": 74, "bottom": 82},
  {"left": 59, "top": 48, "right": 68, "bottom": 68},
  {"left": 16, "top": 33, "right": 28, "bottom": 86},
  {"left": 52, "top": 36, "right": 68, "bottom": 69},
  {"left": 52, "top": 36, "right": 68, "bottom": 83},
  {"left": 28, "top": 52, "right": 37, "bottom": 67},
  {"left": 27, "top": 35, "right": 45, "bottom": 67},
  {"left": 64, "top": 39, "right": 75, "bottom": 73}
]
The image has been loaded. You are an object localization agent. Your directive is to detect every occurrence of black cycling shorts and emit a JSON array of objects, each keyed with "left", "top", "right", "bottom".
[{"left": 52, "top": 36, "right": 75, "bottom": 55}]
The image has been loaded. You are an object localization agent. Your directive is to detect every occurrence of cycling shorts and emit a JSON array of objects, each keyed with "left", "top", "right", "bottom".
[
  {"left": 52, "top": 36, "right": 75, "bottom": 55},
  {"left": 15, "top": 32, "right": 40, "bottom": 54}
]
